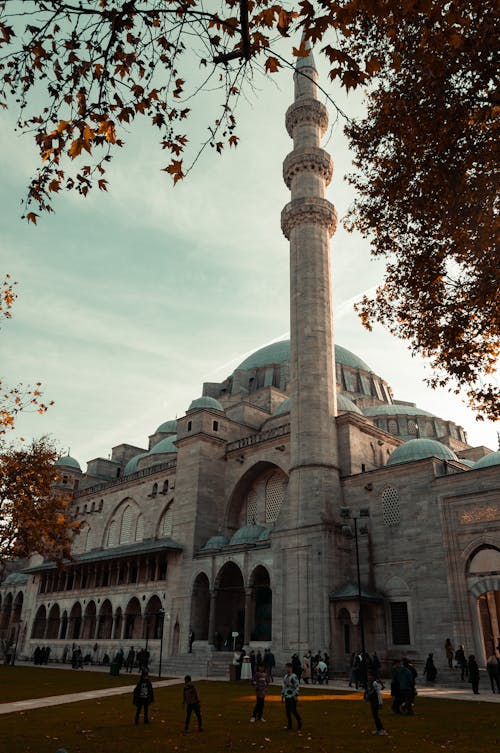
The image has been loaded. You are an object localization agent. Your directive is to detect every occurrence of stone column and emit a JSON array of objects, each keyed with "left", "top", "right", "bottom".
[{"left": 243, "top": 588, "right": 253, "bottom": 647}]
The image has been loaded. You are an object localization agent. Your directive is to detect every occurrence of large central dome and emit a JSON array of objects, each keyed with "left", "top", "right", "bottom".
[{"left": 237, "top": 339, "right": 373, "bottom": 373}]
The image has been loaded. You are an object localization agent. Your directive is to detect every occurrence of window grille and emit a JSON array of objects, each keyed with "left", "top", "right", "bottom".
[
  {"left": 390, "top": 602, "right": 410, "bottom": 644},
  {"left": 106, "top": 520, "right": 117, "bottom": 548},
  {"left": 265, "top": 474, "right": 285, "bottom": 523},
  {"left": 408, "top": 420, "right": 418, "bottom": 435},
  {"left": 382, "top": 486, "right": 401, "bottom": 527},
  {"left": 161, "top": 506, "right": 173, "bottom": 537},
  {"left": 388, "top": 419, "right": 398, "bottom": 434},
  {"left": 120, "top": 505, "right": 133, "bottom": 544},
  {"left": 246, "top": 489, "right": 258, "bottom": 524}
]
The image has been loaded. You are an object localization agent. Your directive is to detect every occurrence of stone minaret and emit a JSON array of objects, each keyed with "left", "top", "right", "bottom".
[
  {"left": 272, "top": 46, "right": 343, "bottom": 654},
  {"left": 281, "top": 45, "right": 341, "bottom": 528}
]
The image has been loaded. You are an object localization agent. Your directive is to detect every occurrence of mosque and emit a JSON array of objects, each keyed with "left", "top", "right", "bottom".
[{"left": 1, "top": 47, "right": 499, "bottom": 675}]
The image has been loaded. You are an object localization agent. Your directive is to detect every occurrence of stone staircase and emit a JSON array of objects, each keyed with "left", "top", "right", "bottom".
[{"left": 162, "top": 651, "right": 232, "bottom": 679}]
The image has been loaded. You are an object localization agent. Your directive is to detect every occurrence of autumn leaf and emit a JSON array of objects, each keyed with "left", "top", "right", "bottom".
[{"left": 265, "top": 56, "right": 281, "bottom": 73}]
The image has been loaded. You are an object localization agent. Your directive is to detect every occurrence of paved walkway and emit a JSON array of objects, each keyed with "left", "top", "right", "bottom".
[{"left": 1, "top": 666, "right": 499, "bottom": 716}]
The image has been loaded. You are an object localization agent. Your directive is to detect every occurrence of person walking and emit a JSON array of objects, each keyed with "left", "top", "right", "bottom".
[
  {"left": 366, "top": 670, "right": 388, "bottom": 736},
  {"left": 302, "top": 653, "right": 311, "bottom": 684},
  {"left": 182, "top": 675, "right": 203, "bottom": 732},
  {"left": 468, "top": 655, "right": 480, "bottom": 695},
  {"left": 282, "top": 662, "right": 302, "bottom": 732},
  {"left": 250, "top": 664, "right": 268, "bottom": 722},
  {"left": 455, "top": 645, "right": 468, "bottom": 681},
  {"left": 133, "top": 669, "right": 154, "bottom": 724},
  {"left": 486, "top": 654, "right": 500, "bottom": 693},
  {"left": 125, "top": 647, "right": 136, "bottom": 673},
  {"left": 423, "top": 653, "right": 437, "bottom": 684}
]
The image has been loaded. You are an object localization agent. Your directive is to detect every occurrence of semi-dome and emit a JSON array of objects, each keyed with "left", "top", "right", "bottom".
[
  {"left": 149, "top": 435, "right": 178, "bottom": 455},
  {"left": 472, "top": 451, "right": 500, "bottom": 469},
  {"left": 387, "top": 439, "right": 457, "bottom": 466},
  {"left": 237, "top": 339, "right": 373, "bottom": 373},
  {"left": 188, "top": 396, "right": 224, "bottom": 411},
  {"left": 230, "top": 523, "right": 267, "bottom": 546},
  {"left": 201, "top": 534, "right": 231, "bottom": 550},
  {"left": 363, "top": 404, "right": 434, "bottom": 418},
  {"left": 2, "top": 571, "right": 28, "bottom": 586},
  {"left": 337, "top": 393, "right": 363, "bottom": 414},
  {"left": 155, "top": 419, "right": 177, "bottom": 434},
  {"left": 123, "top": 452, "right": 149, "bottom": 476},
  {"left": 56, "top": 455, "right": 81, "bottom": 472}
]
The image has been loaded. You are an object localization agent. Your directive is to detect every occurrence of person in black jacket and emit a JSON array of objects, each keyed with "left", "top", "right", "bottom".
[
  {"left": 133, "top": 669, "right": 154, "bottom": 724},
  {"left": 468, "top": 655, "right": 480, "bottom": 695}
]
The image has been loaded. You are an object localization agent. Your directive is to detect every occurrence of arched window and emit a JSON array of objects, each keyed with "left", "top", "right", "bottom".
[
  {"left": 162, "top": 480, "right": 169, "bottom": 494},
  {"left": 106, "top": 520, "right": 117, "bottom": 548},
  {"left": 160, "top": 505, "right": 173, "bottom": 538},
  {"left": 135, "top": 514, "right": 144, "bottom": 542},
  {"left": 382, "top": 486, "right": 401, "bottom": 527},
  {"left": 152, "top": 483, "right": 158, "bottom": 497},
  {"left": 120, "top": 505, "right": 133, "bottom": 544},
  {"left": 265, "top": 473, "right": 285, "bottom": 523}
]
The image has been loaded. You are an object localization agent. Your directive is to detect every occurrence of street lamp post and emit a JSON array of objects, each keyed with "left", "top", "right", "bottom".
[
  {"left": 341, "top": 507, "right": 370, "bottom": 658},
  {"left": 158, "top": 609, "right": 165, "bottom": 680}
]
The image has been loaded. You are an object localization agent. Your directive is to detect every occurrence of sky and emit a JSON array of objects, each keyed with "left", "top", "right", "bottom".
[{"left": 1, "top": 41, "right": 498, "bottom": 467}]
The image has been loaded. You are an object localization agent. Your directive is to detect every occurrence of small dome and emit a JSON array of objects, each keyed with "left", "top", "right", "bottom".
[
  {"left": 155, "top": 419, "right": 177, "bottom": 434},
  {"left": 472, "top": 451, "right": 500, "bottom": 469},
  {"left": 188, "top": 396, "right": 224, "bottom": 412},
  {"left": 337, "top": 393, "right": 363, "bottom": 415},
  {"left": 387, "top": 439, "right": 457, "bottom": 466},
  {"left": 230, "top": 524, "right": 267, "bottom": 546},
  {"left": 363, "top": 404, "right": 434, "bottom": 418},
  {"left": 202, "top": 535, "right": 231, "bottom": 550},
  {"left": 56, "top": 455, "right": 81, "bottom": 472},
  {"left": 274, "top": 397, "right": 291, "bottom": 415},
  {"left": 149, "top": 435, "right": 178, "bottom": 455},
  {"left": 123, "top": 452, "right": 149, "bottom": 476}
]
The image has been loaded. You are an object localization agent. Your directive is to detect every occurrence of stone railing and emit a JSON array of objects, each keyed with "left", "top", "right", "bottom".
[
  {"left": 226, "top": 423, "right": 290, "bottom": 454},
  {"left": 75, "top": 460, "right": 177, "bottom": 498}
]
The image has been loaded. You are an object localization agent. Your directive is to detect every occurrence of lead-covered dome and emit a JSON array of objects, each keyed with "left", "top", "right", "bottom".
[
  {"left": 237, "top": 339, "right": 373, "bottom": 373},
  {"left": 155, "top": 419, "right": 177, "bottom": 434},
  {"left": 56, "top": 455, "right": 81, "bottom": 472},
  {"left": 201, "top": 534, "right": 231, "bottom": 550},
  {"left": 387, "top": 438, "right": 457, "bottom": 466},
  {"left": 123, "top": 452, "right": 149, "bottom": 476},
  {"left": 230, "top": 524, "right": 267, "bottom": 546},
  {"left": 149, "top": 435, "right": 178, "bottom": 455},
  {"left": 473, "top": 451, "right": 500, "bottom": 469},
  {"left": 188, "top": 396, "right": 224, "bottom": 411}
]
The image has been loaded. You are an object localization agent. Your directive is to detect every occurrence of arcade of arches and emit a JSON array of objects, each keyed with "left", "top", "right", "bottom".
[{"left": 190, "top": 563, "right": 272, "bottom": 649}]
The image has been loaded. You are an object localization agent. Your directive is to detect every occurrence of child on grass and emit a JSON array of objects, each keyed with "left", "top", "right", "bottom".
[
  {"left": 182, "top": 675, "right": 203, "bottom": 732},
  {"left": 250, "top": 664, "right": 268, "bottom": 722}
]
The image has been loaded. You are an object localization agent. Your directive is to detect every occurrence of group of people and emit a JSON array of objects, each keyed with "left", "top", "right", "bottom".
[
  {"left": 290, "top": 650, "right": 331, "bottom": 684},
  {"left": 444, "top": 638, "right": 500, "bottom": 695},
  {"left": 32, "top": 645, "right": 51, "bottom": 665},
  {"left": 132, "top": 671, "right": 203, "bottom": 733},
  {"left": 234, "top": 648, "right": 276, "bottom": 681},
  {"left": 348, "top": 650, "right": 382, "bottom": 689}
]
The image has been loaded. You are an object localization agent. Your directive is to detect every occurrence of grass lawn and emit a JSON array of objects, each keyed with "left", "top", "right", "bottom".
[
  {"left": 0, "top": 665, "right": 136, "bottom": 703},
  {"left": 0, "top": 678, "right": 498, "bottom": 753}
]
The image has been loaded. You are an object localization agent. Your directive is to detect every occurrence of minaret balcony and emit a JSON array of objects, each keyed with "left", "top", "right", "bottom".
[
  {"left": 285, "top": 98, "right": 329, "bottom": 138},
  {"left": 283, "top": 146, "right": 333, "bottom": 190},
  {"left": 281, "top": 196, "right": 338, "bottom": 239}
]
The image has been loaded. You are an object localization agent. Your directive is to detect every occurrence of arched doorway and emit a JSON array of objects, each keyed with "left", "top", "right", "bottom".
[
  {"left": 113, "top": 607, "right": 123, "bottom": 639},
  {"left": 0, "top": 592, "right": 13, "bottom": 636},
  {"left": 31, "top": 605, "right": 47, "bottom": 639},
  {"left": 97, "top": 600, "right": 113, "bottom": 639},
  {"left": 190, "top": 573, "right": 210, "bottom": 642},
  {"left": 214, "top": 562, "right": 245, "bottom": 649},
  {"left": 68, "top": 602, "right": 82, "bottom": 639},
  {"left": 468, "top": 547, "right": 500, "bottom": 659},
  {"left": 144, "top": 595, "right": 163, "bottom": 640},
  {"left": 46, "top": 604, "right": 61, "bottom": 639},
  {"left": 60, "top": 610, "right": 68, "bottom": 639},
  {"left": 250, "top": 566, "right": 272, "bottom": 641},
  {"left": 124, "top": 597, "right": 142, "bottom": 640},
  {"left": 82, "top": 601, "right": 97, "bottom": 639}
]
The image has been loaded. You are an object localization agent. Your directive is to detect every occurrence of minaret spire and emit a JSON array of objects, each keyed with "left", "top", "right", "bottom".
[{"left": 281, "top": 41, "right": 341, "bottom": 527}]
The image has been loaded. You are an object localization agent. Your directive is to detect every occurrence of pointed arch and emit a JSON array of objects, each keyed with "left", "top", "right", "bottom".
[
  {"left": 159, "top": 501, "right": 174, "bottom": 538},
  {"left": 31, "top": 605, "right": 47, "bottom": 639},
  {"left": 124, "top": 597, "right": 142, "bottom": 640},
  {"left": 120, "top": 505, "right": 134, "bottom": 544},
  {"left": 46, "top": 604, "right": 61, "bottom": 639},
  {"left": 106, "top": 520, "right": 118, "bottom": 548},
  {"left": 97, "top": 599, "right": 113, "bottom": 639}
]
